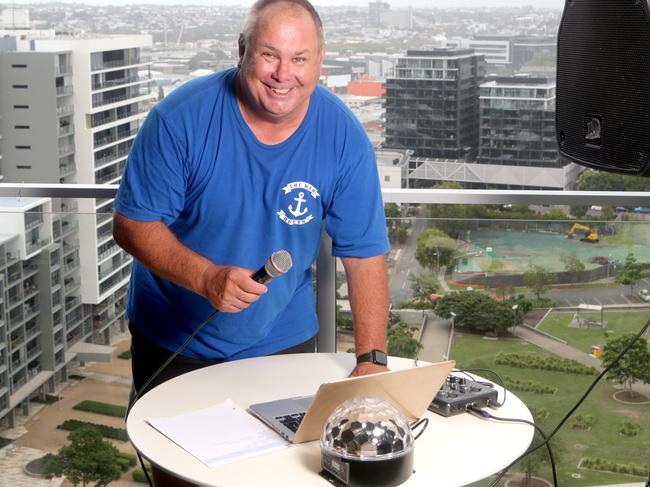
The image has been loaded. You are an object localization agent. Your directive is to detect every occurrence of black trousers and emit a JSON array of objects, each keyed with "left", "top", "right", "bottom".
[{"left": 128, "top": 323, "right": 316, "bottom": 402}]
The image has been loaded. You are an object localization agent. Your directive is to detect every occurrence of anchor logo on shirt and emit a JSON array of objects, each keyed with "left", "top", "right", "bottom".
[
  {"left": 277, "top": 181, "right": 320, "bottom": 226},
  {"left": 288, "top": 192, "right": 308, "bottom": 217}
]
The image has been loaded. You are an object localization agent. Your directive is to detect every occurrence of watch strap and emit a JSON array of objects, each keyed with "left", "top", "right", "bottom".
[{"left": 356, "top": 349, "right": 388, "bottom": 366}]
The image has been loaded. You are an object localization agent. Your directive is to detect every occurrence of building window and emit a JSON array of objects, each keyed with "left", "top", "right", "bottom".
[
  {"left": 12, "top": 84, "right": 28, "bottom": 88},
  {"left": 11, "top": 64, "right": 27, "bottom": 68},
  {"left": 384, "top": 175, "right": 391, "bottom": 182},
  {"left": 15, "top": 125, "right": 30, "bottom": 129},
  {"left": 16, "top": 165, "right": 33, "bottom": 169},
  {"left": 13, "top": 105, "right": 29, "bottom": 109},
  {"left": 16, "top": 145, "right": 31, "bottom": 149}
]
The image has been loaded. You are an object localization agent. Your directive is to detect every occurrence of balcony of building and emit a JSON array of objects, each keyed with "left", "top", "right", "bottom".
[
  {"left": 57, "top": 118, "right": 74, "bottom": 137},
  {"left": 95, "top": 161, "right": 126, "bottom": 185},
  {"left": 98, "top": 251, "right": 131, "bottom": 282},
  {"left": 59, "top": 160, "right": 76, "bottom": 178},
  {"left": 60, "top": 217, "right": 79, "bottom": 239},
  {"left": 91, "top": 70, "right": 153, "bottom": 92},
  {"left": 55, "top": 104, "right": 74, "bottom": 117},
  {"left": 63, "top": 276, "right": 81, "bottom": 294},
  {"left": 1, "top": 183, "right": 650, "bottom": 484},
  {"left": 90, "top": 51, "right": 151, "bottom": 73},
  {"left": 22, "top": 278, "right": 37, "bottom": 300},
  {"left": 54, "top": 63, "right": 72, "bottom": 76},
  {"left": 91, "top": 86, "right": 153, "bottom": 110},
  {"left": 9, "top": 328, "right": 25, "bottom": 350},
  {"left": 55, "top": 85, "right": 74, "bottom": 97},
  {"left": 90, "top": 101, "right": 149, "bottom": 129},
  {"left": 65, "top": 306, "right": 84, "bottom": 330},
  {"left": 62, "top": 252, "right": 80, "bottom": 276}
]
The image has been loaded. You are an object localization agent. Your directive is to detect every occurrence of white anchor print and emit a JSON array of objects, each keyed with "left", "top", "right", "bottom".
[{"left": 288, "top": 192, "right": 308, "bottom": 218}]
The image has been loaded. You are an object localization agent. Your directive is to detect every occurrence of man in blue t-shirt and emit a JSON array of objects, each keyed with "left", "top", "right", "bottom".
[{"left": 115, "top": 0, "right": 389, "bottom": 444}]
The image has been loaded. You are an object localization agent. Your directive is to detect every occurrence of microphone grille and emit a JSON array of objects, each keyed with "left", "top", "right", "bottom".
[{"left": 266, "top": 250, "right": 293, "bottom": 277}]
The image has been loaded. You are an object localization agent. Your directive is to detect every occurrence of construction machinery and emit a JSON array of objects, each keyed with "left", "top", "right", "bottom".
[{"left": 567, "top": 223, "right": 599, "bottom": 242}]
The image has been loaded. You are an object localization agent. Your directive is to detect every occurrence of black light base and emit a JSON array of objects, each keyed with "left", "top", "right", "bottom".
[{"left": 320, "top": 450, "right": 414, "bottom": 487}]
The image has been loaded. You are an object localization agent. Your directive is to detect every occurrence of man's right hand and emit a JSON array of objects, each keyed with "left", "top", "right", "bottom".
[{"left": 200, "top": 265, "right": 268, "bottom": 312}]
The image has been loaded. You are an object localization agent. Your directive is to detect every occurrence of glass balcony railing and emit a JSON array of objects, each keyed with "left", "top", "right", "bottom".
[
  {"left": 55, "top": 64, "right": 72, "bottom": 76},
  {"left": 91, "top": 56, "right": 150, "bottom": 72},
  {"left": 92, "top": 74, "right": 152, "bottom": 91},
  {"left": 0, "top": 184, "right": 650, "bottom": 486},
  {"left": 55, "top": 85, "right": 74, "bottom": 97}
]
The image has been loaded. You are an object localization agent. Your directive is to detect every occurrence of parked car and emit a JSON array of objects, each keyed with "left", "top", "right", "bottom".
[
  {"left": 638, "top": 289, "right": 650, "bottom": 302},
  {"left": 634, "top": 206, "right": 650, "bottom": 213}
]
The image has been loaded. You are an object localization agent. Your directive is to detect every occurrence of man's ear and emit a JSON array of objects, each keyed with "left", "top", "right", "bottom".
[{"left": 238, "top": 33, "right": 246, "bottom": 68}]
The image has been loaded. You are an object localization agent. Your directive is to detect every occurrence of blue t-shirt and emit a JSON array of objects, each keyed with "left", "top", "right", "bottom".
[{"left": 115, "top": 68, "right": 389, "bottom": 361}]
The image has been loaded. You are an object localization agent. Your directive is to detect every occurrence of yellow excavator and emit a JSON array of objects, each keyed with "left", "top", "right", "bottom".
[{"left": 567, "top": 223, "right": 599, "bottom": 242}]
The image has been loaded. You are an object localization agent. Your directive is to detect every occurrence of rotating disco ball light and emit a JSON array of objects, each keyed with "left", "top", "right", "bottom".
[{"left": 320, "top": 396, "right": 415, "bottom": 487}]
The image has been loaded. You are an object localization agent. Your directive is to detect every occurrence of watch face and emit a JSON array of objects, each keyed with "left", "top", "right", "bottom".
[{"left": 374, "top": 350, "right": 388, "bottom": 365}]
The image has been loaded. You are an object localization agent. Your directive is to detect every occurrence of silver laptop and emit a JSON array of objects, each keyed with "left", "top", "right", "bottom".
[{"left": 249, "top": 360, "right": 455, "bottom": 443}]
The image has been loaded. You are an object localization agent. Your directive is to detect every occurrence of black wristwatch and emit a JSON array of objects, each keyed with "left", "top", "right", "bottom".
[{"left": 356, "top": 349, "right": 388, "bottom": 366}]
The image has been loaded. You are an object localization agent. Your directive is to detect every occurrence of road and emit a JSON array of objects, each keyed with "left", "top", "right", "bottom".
[{"left": 389, "top": 218, "right": 426, "bottom": 304}]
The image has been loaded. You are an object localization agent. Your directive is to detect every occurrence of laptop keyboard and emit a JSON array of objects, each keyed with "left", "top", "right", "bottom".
[{"left": 276, "top": 413, "right": 306, "bottom": 433}]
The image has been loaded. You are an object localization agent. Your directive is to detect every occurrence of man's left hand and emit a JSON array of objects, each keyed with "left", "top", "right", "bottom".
[{"left": 349, "top": 362, "right": 389, "bottom": 377}]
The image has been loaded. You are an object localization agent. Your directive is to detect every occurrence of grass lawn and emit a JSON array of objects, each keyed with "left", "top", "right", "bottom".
[
  {"left": 537, "top": 310, "right": 650, "bottom": 354},
  {"left": 450, "top": 333, "right": 650, "bottom": 487}
]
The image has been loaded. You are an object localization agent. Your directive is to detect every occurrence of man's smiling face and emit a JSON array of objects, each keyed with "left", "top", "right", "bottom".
[{"left": 238, "top": 2, "right": 324, "bottom": 125}]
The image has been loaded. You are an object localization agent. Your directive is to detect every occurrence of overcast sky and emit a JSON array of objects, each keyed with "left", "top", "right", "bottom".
[{"left": 7, "top": 0, "right": 566, "bottom": 8}]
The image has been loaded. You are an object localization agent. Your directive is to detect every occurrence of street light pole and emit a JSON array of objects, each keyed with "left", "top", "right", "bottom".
[
  {"left": 511, "top": 304, "right": 519, "bottom": 334},
  {"left": 445, "top": 311, "right": 456, "bottom": 360}
]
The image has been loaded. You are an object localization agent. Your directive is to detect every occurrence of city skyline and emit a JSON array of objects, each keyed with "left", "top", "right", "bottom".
[{"left": 5, "top": 0, "right": 566, "bottom": 9}]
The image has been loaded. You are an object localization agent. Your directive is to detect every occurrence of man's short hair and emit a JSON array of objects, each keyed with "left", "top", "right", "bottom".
[{"left": 242, "top": 0, "right": 324, "bottom": 48}]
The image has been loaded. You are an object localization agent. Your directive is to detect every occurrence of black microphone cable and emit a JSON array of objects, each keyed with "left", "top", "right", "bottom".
[
  {"left": 466, "top": 405, "right": 558, "bottom": 487},
  {"left": 487, "top": 317, "right": 650, "bottom": 487},
  {"left": 125, "top": 250, "right": 292, "bottom": 487}
]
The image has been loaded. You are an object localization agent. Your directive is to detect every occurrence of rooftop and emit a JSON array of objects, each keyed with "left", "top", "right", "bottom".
[{"left": 0, "top": 196, "right": 48, "bottom": 211}]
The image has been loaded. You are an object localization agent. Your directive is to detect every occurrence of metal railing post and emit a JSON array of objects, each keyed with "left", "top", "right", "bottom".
[{"left": 316, "top": 230, "right": 337, "bottom": 353}]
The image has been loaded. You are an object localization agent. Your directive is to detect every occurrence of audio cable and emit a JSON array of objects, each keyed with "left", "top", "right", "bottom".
[
  {"left": 487, "top": 317, "right": 650, "bottom": 487},
  {"left": 125, "top": 250, "right": 293, "bottom": 487},
  {"left": 466, "top": 405, "right": 557, "bottom": 487},
  {"left": 409, "top": 417, "right": 429, "bottom": 440},
  {"left": 454, "top": 367, "right": 507, "bottom": 408}
]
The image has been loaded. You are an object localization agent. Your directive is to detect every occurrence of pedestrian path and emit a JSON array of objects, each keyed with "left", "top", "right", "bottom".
[
  {"left": 513, "top": 323, "right": 650, "bottom": 398},
  {"left": 0, "top": 445, "right": 63, "bottom": 487}
]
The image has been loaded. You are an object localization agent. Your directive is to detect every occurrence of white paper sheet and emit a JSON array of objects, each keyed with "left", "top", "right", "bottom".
[{"left": 146, "top": 398, "right": 288, "bottom": 467}]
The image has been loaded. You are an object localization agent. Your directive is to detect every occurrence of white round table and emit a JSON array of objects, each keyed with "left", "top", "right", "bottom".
[{"left": 127, "top": 353, "right": 533, "bottom": 486}]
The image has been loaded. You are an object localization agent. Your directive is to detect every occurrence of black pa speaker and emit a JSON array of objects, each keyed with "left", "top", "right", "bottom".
[{"left": 556, "top": 0, "right": 650, "bottom": 176}]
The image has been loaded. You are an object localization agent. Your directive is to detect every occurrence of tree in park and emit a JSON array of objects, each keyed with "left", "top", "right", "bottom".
[
  {"left": 577, "top": 168, "right": 650, "bottom": 192},
  {"left": 615, "top": 252, "right": 642, "bottom": 295},
  {"left": 434, "top": 291, "right": 514, "bottom": 336},
  {"left": 602, "top": 332, "right": 650, "bottom": 393},
  {"left": 384, "top": 203, "right": 410, "bottom": 244},
  {"left": 424, "top": 181, "right": 496, "bottom": 237},
  {"left": 523, "top": 264, "right": 556, "bottom": 299},
  {"left": 519, "top": 433, "right": 565, "bottom": 486},
  {"left": 560, "top": 253, "right": 585, "bottom": 283},
  {"left": 415, "top": 228, "right": 456, "bottom": 272},
  {"left": 43, "top": 425, "right": 122, "bottom": 487},
  {"left": 387, "top": 321, "right": 423, "bottom": 359},
  {"left": 408, "top": 272, "right": 439, "bottom": 300}
]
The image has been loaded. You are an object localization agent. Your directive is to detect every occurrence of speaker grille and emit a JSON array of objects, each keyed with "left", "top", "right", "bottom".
[{"left": 556, "top": 0, "right": 650, "bottom": 175}]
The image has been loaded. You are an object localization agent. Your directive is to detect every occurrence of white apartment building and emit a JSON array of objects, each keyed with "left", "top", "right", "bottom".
[
  {"left": 0, "top": 34, "right": 154, "bottom": 349},
  {"left": 0, "top": 196, "right": 115, "bottom": 427}
]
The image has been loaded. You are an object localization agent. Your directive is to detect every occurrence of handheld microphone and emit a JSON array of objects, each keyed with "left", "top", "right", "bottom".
[
  {"left": 126, "top": 250, "right": 293, "bottom": 418},
  {"left": 251, "top": 249, "right": 293, "bottom": 284}
]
